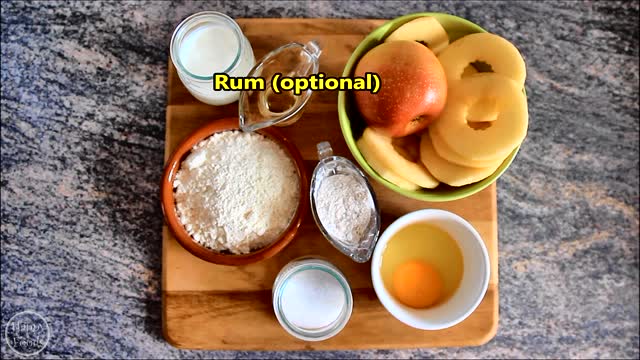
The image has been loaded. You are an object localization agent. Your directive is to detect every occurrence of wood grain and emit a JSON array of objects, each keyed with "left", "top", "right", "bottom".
[{"left": 163, "top": 18, "right": 498, "bottom": 350}]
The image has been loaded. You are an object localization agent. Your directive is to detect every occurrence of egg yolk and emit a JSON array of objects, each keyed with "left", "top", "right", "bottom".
[{"left": 392, "top": 260, "right": 443, "bottom": 308}]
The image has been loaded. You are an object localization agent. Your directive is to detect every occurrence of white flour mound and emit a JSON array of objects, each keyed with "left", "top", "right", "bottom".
[
  {"left": 173, "top": 131, "right": 300, "bottom": 254},
  {"left": 315, "top": 174, "right": 371, "bottom": 246}
]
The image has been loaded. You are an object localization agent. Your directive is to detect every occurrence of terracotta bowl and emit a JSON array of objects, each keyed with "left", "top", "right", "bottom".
[{"left": 160, "top": 118, "right": 308, "bottom": 266}]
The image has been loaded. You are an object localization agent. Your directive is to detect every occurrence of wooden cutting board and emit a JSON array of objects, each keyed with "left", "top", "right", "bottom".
[{"left": 162, "top": 18, "right": 498, "bottom": 350}]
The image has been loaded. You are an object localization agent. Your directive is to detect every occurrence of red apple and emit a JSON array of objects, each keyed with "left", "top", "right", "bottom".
[{"left": 354, "top": 40, "right": 447, "bottom": 137}]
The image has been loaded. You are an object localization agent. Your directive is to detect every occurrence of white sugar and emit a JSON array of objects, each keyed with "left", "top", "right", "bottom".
[{"left": 280, "top": 269, "right": 346, "bottom": 329}]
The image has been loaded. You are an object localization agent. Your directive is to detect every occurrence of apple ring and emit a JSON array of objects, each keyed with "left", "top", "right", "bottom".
[
  {"left": 357, "top": 137, "right": 420, "bottom": 191},
  {"left": 430, "top": 73, "right": 528, "bottom": 162},
  {"left": 359, "top": 128, "right": 439, "bottom": 188},
  {"left": 384, "top": 17, "right": 449, "bottom": 55},
  {"left": 420, "top": 131, "right": 504, "bottom": 187},
  {"left": 430, "top": 129, "right": 507, "bottom": 168},
  {"left": 437, "top": 33, "right": 526, "bottom": 87}
]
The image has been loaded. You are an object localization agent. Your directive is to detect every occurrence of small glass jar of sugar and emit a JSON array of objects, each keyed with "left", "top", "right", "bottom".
[
  {"left": 272, "top": 257, "right": 353, "bottom": 341},
  {"left": 170, "top": 11, "right": 255, "bottom": 106}
]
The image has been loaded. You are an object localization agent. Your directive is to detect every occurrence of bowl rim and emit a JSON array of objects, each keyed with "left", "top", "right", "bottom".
[
  {"left": 160, "top": 117, "right": 309, "bottom": 266},
  {"left": 338, "top": 12, "right": 523, "bottom": 202},
  {"left": 370, "top": 209, "right": 490, "bottom": 330}
]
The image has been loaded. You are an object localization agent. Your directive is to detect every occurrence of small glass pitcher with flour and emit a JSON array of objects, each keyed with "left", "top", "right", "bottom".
[{"left": 310, "top": 141, "right": 381, "bottom": 263}]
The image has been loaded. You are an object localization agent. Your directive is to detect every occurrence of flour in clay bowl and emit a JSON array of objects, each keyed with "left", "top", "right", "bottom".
[{"left": 172, "top": 131, "right": 300, "bottom": 254}]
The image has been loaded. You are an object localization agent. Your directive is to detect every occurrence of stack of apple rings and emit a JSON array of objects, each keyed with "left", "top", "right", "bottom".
[
  {"left": 354, "top": 17, "right": 529, "bottom": 189},
  {"left": 420, "top": 32, "right": 529, "bottom": 186}
]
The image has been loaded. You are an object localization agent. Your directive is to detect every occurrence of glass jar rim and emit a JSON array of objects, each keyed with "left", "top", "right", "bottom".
[
  {"left": 272, "top": 259, "right": 353, "bottom": 341},
  {"left": 170, "top": 11, "right": 243, "bottom": 81}
]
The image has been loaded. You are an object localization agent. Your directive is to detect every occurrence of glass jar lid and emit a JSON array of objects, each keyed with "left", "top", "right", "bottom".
[{"left": 239, "top": 41, "right": 322, "bottom": 132}]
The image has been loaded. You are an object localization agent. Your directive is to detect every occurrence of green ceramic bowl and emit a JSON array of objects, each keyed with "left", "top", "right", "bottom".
[{"left": 338, "top": 13, "right": 522, "bottom": 202}]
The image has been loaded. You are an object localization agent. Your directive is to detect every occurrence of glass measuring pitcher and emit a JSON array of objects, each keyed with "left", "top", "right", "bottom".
[{"left": 239, "top": 41, "right": 322, "bottom": 132}]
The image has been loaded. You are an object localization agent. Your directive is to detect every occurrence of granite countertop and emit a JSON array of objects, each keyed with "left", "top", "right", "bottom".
[{"left": 1, "top": 0, "right": 638, "bottom": 358}]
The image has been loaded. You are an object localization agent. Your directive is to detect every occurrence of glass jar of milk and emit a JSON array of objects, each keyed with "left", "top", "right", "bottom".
[{"left": 170, "top": 12, "right": 255, "bottom": 106}]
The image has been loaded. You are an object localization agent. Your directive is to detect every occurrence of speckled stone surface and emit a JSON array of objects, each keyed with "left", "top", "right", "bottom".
[{"left": 1, "top": 0, "right": 638, "bottom": 358}]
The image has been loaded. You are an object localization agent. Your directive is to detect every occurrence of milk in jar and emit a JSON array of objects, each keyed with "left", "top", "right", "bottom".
[{"left": 170, "top": 12, "right": 255, "bottom": 106}]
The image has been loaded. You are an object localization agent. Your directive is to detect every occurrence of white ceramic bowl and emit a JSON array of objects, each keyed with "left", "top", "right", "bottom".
[{"left": 371, "top": 209, "right": 490, "bottom": 330}]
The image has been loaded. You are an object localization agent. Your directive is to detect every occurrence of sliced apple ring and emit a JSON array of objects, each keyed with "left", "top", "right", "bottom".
[
  {"left": 420, "top": 131, "right": 504, "bottom": 187},
  {"left": 437, "top": 33, "right": 526, "bottom": 87},
  {"left": 385, "top": 17, "right": 449, "bottom": 55},
  {"left": 357, "top": 137, "right": 420, "bottom": 191},
  {"left": 430, "top": 73, "right": 528, "bottom": 162},
  {"left": 461, "top": 65, "right": 500, "bottom": 123},
  {"left": 430, "top": 129, "right": 507, "bottom": 168},
  {"left": 461, "top": 63, "right": 479, "bottom": 78},
  {"left": 359, "top": 127, "right": 439, "bottom": 189}
]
